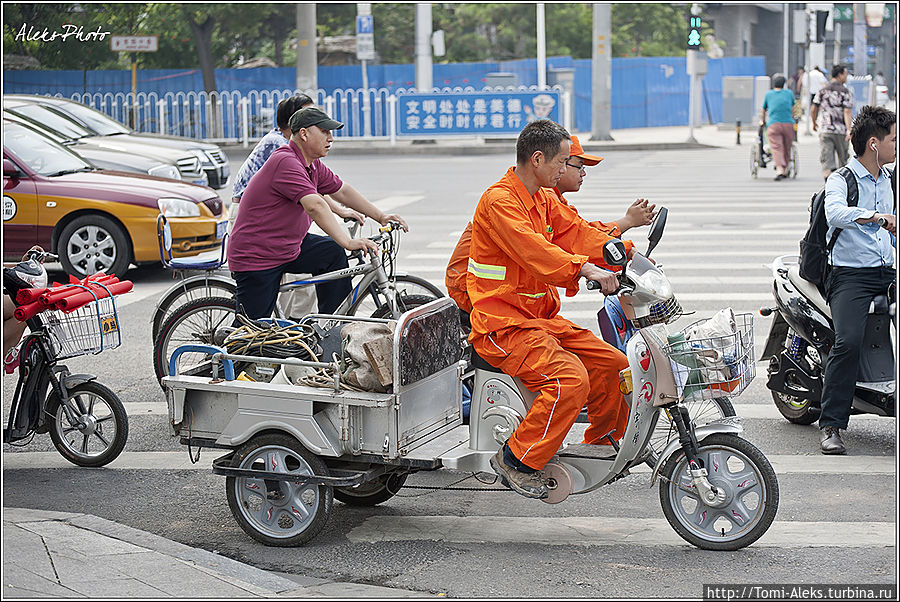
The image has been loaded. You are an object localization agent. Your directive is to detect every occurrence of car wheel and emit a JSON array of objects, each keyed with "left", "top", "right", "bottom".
[{"left": 57, "top": 214, "right": 132, "bottom": 278}]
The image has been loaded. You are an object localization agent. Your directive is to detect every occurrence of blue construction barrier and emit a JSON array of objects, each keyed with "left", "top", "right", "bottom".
[{"left": 3, "top": 55, "right": 765, "bottom": 131}]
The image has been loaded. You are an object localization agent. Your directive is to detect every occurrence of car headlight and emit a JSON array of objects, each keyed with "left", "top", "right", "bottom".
[
  {"left": 190, "top": 149, "right": 213, "bottom": 167},
  {"left": 148, "top": 164, "right": 182, "bottom": 181},
  {"left": 158, "top": 197, "right": 200, "bottom": 217}
]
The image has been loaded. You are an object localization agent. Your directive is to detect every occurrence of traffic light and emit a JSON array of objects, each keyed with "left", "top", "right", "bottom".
[
  {"left": 815, "top": 10, "right": 829, "bottom": 43},
  {"left": 687, "top": 15, "right": 702, "bottom": 50}
]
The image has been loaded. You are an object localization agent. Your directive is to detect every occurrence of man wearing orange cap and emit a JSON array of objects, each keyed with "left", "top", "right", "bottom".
[
  {"left": 446, "top": 135, "right": 655, "bottom": 315},
  {"left": 460, "top": 121, "right": 648, "bottom": 499}
]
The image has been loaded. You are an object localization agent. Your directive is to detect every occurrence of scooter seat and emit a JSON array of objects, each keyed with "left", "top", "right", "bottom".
[
  {"left": 787, "top": 264, "right": 832, "bottom": 320},
  {"left": 471, "top": 348, "right": 504, "bottom": 373}
]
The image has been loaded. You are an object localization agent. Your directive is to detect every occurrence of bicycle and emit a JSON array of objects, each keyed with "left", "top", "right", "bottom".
[
  {"left": 151, "top": 221, "right": 443, "bottom": 386},
  {"left": 3, "top": 250, "right": 129, "bottom": 466},
  {"left": 150, "top": 218, "right": 440, "bottom": 340}
]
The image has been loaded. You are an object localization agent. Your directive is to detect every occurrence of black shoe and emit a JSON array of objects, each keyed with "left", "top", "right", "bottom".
[
  {"left": 775, "top": 173, "right": 786, "bottom": 181},
  {"left": 820, "top": 426, "right": 846, "bottom": 455}
]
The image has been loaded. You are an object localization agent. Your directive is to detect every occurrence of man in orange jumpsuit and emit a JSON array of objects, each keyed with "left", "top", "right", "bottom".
[
  {"left": 466, "top": 120, "right": 638, "bottom": 499},
  {"left": 446, "top": 135, "right": 655, "bottom": 315}
]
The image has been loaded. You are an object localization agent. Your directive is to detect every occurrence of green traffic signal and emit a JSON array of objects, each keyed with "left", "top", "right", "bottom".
[{"left": 687, "top": 15, "right": 702, "bottom": 49}]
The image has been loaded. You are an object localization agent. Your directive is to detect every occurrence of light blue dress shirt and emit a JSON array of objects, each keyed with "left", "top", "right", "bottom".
[
  {"left": 231, "top": 129, "right": 289, "bottom": 198},
  {"left": 824, "top": 157, "right": 895, "bottom": 268}
]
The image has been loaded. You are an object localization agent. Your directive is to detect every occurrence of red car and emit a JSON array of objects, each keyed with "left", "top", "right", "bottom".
[{"left": 3, "top": 119, "right": 226, "bottom": 277}]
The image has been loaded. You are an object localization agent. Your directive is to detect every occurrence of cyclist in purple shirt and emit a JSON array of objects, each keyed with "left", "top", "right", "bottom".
[
  {"left": 229, "top": 94, "right": 363, "bottom": 232},
  {"left": 229, "top": 107, "right": 408, "bottom": 319}
]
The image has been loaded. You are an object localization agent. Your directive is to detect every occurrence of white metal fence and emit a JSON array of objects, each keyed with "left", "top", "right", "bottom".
[{"left": 64, "top": 85, "right": 571, "bottom": 146}]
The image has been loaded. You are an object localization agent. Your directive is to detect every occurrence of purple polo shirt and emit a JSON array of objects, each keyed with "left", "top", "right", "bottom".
[{"left": 228, "top": 140, "right": 343, "bottom": 272}]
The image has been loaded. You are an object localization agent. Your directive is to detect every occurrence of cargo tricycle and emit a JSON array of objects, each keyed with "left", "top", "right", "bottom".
[{"left": 162, "top": 211, "right": 778, "bottom": 551}]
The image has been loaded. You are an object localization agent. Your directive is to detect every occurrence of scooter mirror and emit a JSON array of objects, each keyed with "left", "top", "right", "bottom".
[
  {"left": 646, "top": 206, "right": 668, "bottom": 258},
  {"left": 602, "top": 240, "right": 628, "bottom": 268}
]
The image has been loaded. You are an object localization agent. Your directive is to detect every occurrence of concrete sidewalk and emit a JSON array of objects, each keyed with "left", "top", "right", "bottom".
[
  {"left": 223, "top": 123, "right": 751, "bottom": 158},
  {"left": 2, "top": 507, "right": 425, "bottom": 599}
]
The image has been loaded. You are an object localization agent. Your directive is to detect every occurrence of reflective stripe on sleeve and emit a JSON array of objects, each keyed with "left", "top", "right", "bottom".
[
  {"left": 467, "top": 258, "right": 507, "bottom": 280},
  {"left": 516, "top": 292, "right": 546, "bottom": 298}
]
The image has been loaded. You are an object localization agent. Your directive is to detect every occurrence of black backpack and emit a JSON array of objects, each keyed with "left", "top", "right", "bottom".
[{"left": 798, "top": 165, "right": 896, "bottom": 290}]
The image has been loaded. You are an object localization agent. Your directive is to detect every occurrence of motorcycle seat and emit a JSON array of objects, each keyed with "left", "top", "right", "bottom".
[
  {"left": 471, "top": 347, "right": 504, "bottom": 374},
  {"left": 787, "top": 264, "right": 832, "bottom": 320}
]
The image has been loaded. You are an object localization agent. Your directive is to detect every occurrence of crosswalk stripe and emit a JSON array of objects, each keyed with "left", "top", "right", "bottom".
[
  {"left": 345, "top": 516, "right": 895, "bottom": 548},
  {"left": 85, "top": 402, "right": 889, "bottom": 423},
  {"left": 2, "top": 451, "right": 893, "bottom": 474}
]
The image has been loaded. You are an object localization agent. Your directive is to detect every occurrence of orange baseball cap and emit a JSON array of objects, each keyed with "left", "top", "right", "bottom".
[{"left": 569, "top": 135, "right": 603, "bottom": 166}]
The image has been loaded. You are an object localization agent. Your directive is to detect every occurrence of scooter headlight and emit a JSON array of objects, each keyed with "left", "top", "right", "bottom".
[{"left": 633, "top": 269, "right": 673, "bottom": 300}]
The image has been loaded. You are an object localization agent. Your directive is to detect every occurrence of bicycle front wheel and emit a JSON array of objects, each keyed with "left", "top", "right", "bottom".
[
  {"left": 153, "top": 296, "right": 236, "bottom": 387},
  {"left": 346, "top": 274, "right": 443, "bottom": 317},
  {"left": 151, "top": 276, "right": 236, "bottom": 340}
]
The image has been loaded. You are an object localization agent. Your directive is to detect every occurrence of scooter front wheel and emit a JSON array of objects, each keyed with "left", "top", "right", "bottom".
[
  {"left": 659, "top": 433, "right": 779, "bottom": 551},
  {"left": 47, "top": 381, "right": 129, "bottom": 467},
  {"left": 646, "top": 397, "right": 735, "bottom": 468}
]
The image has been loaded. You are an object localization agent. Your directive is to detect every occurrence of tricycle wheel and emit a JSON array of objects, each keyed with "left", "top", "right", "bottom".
[
  {"left": 659, "top": 433, "right": 779, "bottom": 551},
  {"left": 225, "top": 433, "right": 333, "bottom": 547},
  {"left": 334, "top": 471, "right": 408, "bottom": 506}
]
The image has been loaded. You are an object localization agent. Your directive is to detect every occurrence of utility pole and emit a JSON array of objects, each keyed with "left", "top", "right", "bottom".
[
  {"left": 536, "top": 3, "right": 546, "bottom": 90},
  {"left": 415, "top": 4, "right": 433, "bottom": 92},
  {"left": 782, "top": 5, "right": 789, "bottom": 76},
  {"left": 852, "top": 3, "right": 867, "bottom": 75},
  {"left": 296, "top": 3, "right": 317, "bottom": 94},
  {"left": 591, "top": 3, "right": 612, "bottom": 140}
]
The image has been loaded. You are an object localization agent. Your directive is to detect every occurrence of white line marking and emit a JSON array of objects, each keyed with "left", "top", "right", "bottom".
[{"left": 346, "top": 516, "right": 895, "bottom": 548}]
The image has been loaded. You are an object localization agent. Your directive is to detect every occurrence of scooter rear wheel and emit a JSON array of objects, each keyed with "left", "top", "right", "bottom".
[
  {"left": 771, "top": 390, "right": 820, "bottom": 425},
  {"left": 659, "top": 433, "right": 779, "bottom": 551}
]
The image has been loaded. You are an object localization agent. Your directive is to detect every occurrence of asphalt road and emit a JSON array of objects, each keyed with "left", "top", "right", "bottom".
[{"left": 3, "top": 134, "right": 897, "bottom": 598}]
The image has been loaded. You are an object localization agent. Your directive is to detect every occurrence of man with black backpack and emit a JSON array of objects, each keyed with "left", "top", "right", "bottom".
[{"left": 817, "top": 105, "right": 896, "bottom": 455}]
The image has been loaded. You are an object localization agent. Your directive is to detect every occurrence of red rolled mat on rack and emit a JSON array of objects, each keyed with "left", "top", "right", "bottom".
[
  {"left": 40, "top": 276, "right": 119, "bottom": 306},
  {"left": 54, "top": 281, "right": 133, "bottom": 312},
  {"left": 15, "top": 287, "right": 49, "bottom": 306},
  {"left": 13, "top": 300, "right": 46, "bottom": 322}
]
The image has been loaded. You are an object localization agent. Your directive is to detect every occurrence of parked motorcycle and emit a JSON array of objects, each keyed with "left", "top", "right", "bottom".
[{"left": 759, "top": 255, "right": 895, "bottom": 424}]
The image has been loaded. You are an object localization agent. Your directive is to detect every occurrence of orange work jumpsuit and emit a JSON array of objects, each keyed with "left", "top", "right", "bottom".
[
  {"left": 446, "top": 188, "right": 624, "bottom": 314},
  {"left": 467, "top": 167, "right": 634, "bottom": 471}
]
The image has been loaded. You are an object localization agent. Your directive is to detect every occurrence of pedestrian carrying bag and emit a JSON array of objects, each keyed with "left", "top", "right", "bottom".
[
  {"left": 797, "top": 166, "right": 856, "bottom": 290},
  {"left": 799, "top": 166, "right": 897, "bottom": 291}
]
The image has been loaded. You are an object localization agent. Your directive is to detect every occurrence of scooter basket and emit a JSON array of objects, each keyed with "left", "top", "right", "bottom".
[
  {"left": 663, "top": 312, "right": 755, "bottom": 401},
  {"left": 41, "top": 295, "right": 122, "bottom": 359}
]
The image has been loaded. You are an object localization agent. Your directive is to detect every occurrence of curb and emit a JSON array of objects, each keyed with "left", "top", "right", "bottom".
[
  {"left": 2, "top": 507, "right": 427, "bottom": 598},
  {"left": 222, "top": 139, "right": 719, "bottom": 159}
]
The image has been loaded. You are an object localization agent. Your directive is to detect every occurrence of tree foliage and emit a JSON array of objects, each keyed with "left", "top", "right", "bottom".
[{"left": 4, "top": 3, "right": 698, "bottom": 80}]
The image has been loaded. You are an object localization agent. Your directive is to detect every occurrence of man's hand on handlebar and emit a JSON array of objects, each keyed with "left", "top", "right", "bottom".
[
  {"left": 875, "top": 214, "right": 896, "bottom": 235},
  {"left": 345, "top": 237, "right": 380, "bottom": 256},
  {"left": 579, "top": 263, "right": 619, "bottom": 295},
  {"left": 379, "top": 214, "right": 409, "bottom": 232},
  {"left": 336, "top": 206, "right": 366, "bottom": 226}
]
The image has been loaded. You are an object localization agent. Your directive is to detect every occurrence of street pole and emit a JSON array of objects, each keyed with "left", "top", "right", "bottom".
[
  {"left": 296, "top": 3, "right": 317, "bottom": 94},
  {"left": 834, "top": 22, "right": 842, "bottom": 67},
  {"left": 852, "top": 3, "right": 867, "bottom": 75},
  {"left": 782, "top": 4, "right": 789, "bottom": 76},
  {"left": 415, "top": 3, "right": 433, "bottom": 92},
  {"left": 687, "top": 50, "right": 697, "bottom": 143},
  {"left": 591, "top": 3, "right": 612, "bottom": 140},
  {"left": 536, "top": 3, "right": 546, "bottom": 90}
]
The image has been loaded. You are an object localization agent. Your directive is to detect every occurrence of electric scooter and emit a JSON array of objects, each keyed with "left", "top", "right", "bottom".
[{"left": 760, "top": 255, "right": 895, "bottom": 423}]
